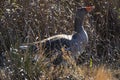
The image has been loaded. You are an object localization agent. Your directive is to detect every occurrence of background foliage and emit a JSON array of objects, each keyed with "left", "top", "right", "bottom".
[{"left": 0, "top": 0, "right": 120, "bottom": 79}]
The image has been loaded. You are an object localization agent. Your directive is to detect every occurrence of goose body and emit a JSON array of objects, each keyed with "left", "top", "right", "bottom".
[{"left": 20, "top": 6, "right": 94, "bottom": 64}]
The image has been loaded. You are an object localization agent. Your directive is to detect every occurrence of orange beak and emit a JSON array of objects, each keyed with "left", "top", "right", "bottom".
[{"left": 85, "top": 6, "right": 95, "bottom": 12}]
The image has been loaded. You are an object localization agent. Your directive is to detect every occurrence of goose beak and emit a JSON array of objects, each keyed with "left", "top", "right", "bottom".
[{"left": 86, "top": 6, "right": 95, "bottom": 12}]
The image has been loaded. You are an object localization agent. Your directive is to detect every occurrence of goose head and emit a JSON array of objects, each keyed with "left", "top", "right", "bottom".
[
  {"left": 76, "top": 6, "right": 95, "bottom": 18},
  {"left": 74, "top": 6, "right": 95, "bottom": 33}
]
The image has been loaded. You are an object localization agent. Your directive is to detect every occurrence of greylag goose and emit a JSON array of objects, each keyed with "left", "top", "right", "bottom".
[{"left": 20, "top": 6, "right": 94, "bottom": 64}]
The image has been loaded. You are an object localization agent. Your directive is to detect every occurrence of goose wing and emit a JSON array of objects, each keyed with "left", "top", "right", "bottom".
[
  {"left": 19, "top": 34, "right": 72, "bottom": 52},
  {"left": 41, "top": 34, "right": 72, "bottom": 52}
]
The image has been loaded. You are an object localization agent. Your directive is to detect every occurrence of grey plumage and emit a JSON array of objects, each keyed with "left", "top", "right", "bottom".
[{"left": 19, "top": 6, "right": 94, "bottom": 65}]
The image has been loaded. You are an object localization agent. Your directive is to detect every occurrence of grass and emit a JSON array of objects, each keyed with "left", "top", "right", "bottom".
[
  {"left": 0, "top": 48, "right": 119, "bottom": 80},
  {"left": 0, "top": 61, "right": 117, "bottom": 80}
]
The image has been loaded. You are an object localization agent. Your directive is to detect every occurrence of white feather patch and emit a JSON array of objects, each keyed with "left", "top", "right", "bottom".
[{"left": 41, "top": 34, "right": 72, "bottom": 43}]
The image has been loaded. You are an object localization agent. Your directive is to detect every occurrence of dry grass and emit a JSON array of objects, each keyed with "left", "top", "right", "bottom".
[
  {"left": 95, "top": 66, "right": 112, "bottom": 80},
  {"left": 0, "top": 50, "right": 119, "bottom": 80},
  {"left": 82, "top": 66, "right": 113, "bottom": 80}
]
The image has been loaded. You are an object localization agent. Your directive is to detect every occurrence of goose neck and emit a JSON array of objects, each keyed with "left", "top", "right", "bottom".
[{"left": 74, "top": 17, "right": 85, "bottom": 33}]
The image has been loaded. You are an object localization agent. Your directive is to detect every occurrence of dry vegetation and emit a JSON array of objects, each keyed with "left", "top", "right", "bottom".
[{"left": 0, "top": 0, "right": 120, "bottom": 80}]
